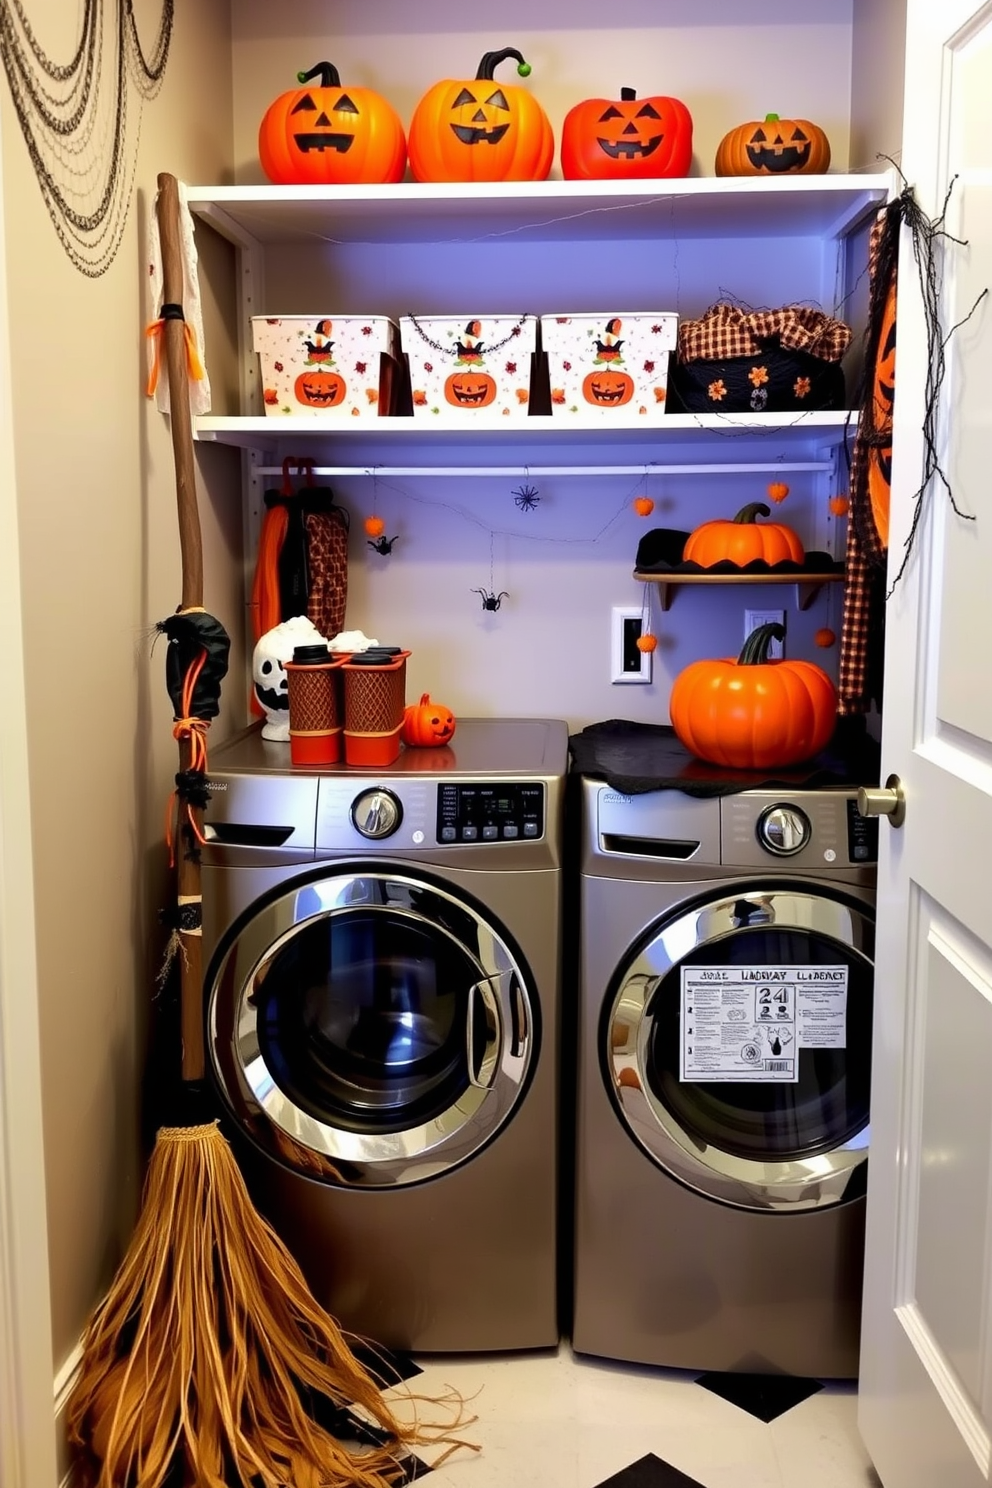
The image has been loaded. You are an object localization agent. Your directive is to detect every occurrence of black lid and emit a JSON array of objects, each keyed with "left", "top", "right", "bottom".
[{"left": 291, "top": 644, "right": 332, "bottom": 664}]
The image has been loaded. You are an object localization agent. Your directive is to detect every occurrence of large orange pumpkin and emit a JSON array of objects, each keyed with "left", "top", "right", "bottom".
[
  {"left": 560, "top": 87, "right": 692, "bottom": 180},
  {"left": 670, "top": 623, "right": 837, "bottom": 769},
  {"left": 715, "top": 113, "right": 831, "bottom": 176},
  {"left": 402, "top": 693, "right": 457, "bottom": 746},
  {"left": 683, "top": 502, "right": 805, "bottom": 567},
  {"left": 408, "top": 47, "right": 553, "bottom": 183},
  {"left": 258, "top": 62, "right": 407, "bottom": 185}
]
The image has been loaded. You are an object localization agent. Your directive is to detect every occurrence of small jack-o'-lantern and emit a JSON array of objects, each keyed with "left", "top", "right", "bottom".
[
  {"left": 445, "top": 371, "right": 497, "bottom": 407},
  {"left": 561, "top": 86, "right": 693, "bottom": 180},
  {"left": 258, "top": 62, "right": 407, "bottom": 185},
  {"left": 295, "top": 370, "right": 347, "bottom": 407},
  {"left": 715, "top": 113, "right": 831, "bottom": 176},
  {"left": 583, "top": 369, "right": 634, "bottom": 407},
  {"left": 408, "top": 47, "right": 553, "bottom": 183},
  {"left": 402, "top": 693, "right": 457, "bottom": 747}
]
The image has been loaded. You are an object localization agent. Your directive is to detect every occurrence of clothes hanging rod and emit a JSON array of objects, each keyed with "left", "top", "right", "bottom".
[{"left": 253, "top": 462, "right": 834, "bottom": 478}]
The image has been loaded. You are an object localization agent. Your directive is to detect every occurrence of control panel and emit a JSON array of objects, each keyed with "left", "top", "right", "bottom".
[{"left": 437, "top": 782, "right": 544, "bottom": 844}]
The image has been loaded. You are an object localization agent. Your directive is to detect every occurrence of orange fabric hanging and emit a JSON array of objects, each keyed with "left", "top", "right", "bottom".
[
  {"left": 145, "top": 316, "right": 205, "bottom": 398},
  {"left": 165, "top": 648, "right": 210, "bottom": 867}
]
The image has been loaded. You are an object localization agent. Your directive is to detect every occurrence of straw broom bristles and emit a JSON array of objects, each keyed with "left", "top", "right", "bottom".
[{"left": 67, "top": 1122, "right": 476, "bottom": 1487}]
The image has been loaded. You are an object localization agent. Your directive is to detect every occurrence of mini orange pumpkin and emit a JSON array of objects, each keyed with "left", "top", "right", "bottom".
[
  {"left": 408, "top": 47, "right": 553, "bottom": 183},
  {"left": 767, "top": 481, "right": 790, "bottom": 503},
  {"left": 258, "top": 62, "right": 407, "bottom": 185},
  {"left": 633, "top": 496, "right": 655, "bottom": 517},
  {"left": 402, "top": 693, "right": 457, "bottom": 747},
  {"left": 814, "top": 628, "right": 836, "bottom": 648},
  {"left": 294, "top": 370, "right": 347, "bottom": 407},
  {"left": 829, "top": 495, "right": 850, "bottom": 517},
  {"left": 583, "top": 369, "right": 634, "bottom": 407},
  {"left": 715, "top": 113, "right": 831, "bottom": 176},
  {"left": 670, "top": 622, "right": 837, "bottom": 770},
  {"left": 636, "top": 633, "right": 658, "bottom": 652},
  {"left": 364, "top": 515, "right": 385, "bottom": 537},
  {"left": 683, "top": 502, "right": 805, "bottom": 567}
]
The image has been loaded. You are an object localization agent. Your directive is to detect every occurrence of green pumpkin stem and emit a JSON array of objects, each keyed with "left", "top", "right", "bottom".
[
  {"left": 738, "top": 622, "right": 786, "bottom": 666},
  {"left": 476, "top": 47, "right": 531, "bottom": 80},
  {"left": 765, "top": 113, "right": 781, "bottom": 122},
  {"left": 297, "top": 61, "right": 341, "bottom": 88},
  {"left": 733, "top": 501, "right": 772, "bottom": 524}
]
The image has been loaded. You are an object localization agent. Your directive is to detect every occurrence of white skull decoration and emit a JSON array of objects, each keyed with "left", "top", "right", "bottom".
[{"left": 252, "top": 616, "right": 328, "bottom": 740}]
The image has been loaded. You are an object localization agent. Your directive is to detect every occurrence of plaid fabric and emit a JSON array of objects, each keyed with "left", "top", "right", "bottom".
[
  {"left": 838, "top": 210, "right": 894, "bottom": 715},
  {"left": 678, "top": 303, "right": 851, "bottom": 365}
]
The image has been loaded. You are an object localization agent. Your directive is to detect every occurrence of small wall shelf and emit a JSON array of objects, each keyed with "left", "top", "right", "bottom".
[{"left": 634, "top": 570, "right": 846, "bottom": 612}]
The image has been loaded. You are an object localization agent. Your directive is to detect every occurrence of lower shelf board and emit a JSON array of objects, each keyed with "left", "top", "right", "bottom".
[{"left": 632, "top": 569, "right": 846, "bottom": 611}]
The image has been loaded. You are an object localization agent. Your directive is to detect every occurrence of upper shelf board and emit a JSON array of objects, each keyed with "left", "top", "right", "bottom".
[{"left": 185, "top": 175, "right": 894, "bottom": 249}]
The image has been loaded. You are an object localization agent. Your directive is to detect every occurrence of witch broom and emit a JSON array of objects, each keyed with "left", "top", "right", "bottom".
[{"left": 66, "top": 173, "right": 471, "bottom": 1488}]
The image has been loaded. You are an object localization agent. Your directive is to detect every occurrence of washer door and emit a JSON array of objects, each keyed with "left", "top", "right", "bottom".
[
  {"left": 606, "top": 885, "right": 873, "bottom": 1212},
  {"left": 208, "top": 869, "right": 537, "bottom": 1188}
]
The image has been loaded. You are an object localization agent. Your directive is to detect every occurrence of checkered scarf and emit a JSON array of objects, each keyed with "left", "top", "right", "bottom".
[{"left": 678, "top": 303, "right": 852, "bottom": 365}]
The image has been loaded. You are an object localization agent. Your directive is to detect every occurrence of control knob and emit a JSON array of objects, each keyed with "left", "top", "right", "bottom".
[
  {"left": 756, "top": 804, "right": 811, "bottom": 857},
  {"left": 351, "top": 788, "right": 403, "bottom": 840}
]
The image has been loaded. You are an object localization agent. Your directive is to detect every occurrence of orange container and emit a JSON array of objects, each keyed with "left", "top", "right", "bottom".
[
  {"left": 342, "top": 650, "right": 411, "bottom": 767},
  {"left": 284, "top": 649, "right": 346, "bottom": 766}
]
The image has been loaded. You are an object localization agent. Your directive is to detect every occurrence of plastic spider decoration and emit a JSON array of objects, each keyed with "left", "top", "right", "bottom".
[
  {"left": 512, "top": 483, "right": 540, "bottom": 512},
  {"left": 368, "top": 534, "right": 399, "bottom": 555},
  {"left": 473, "top": 588, "right": 509, "bottom": 611}
]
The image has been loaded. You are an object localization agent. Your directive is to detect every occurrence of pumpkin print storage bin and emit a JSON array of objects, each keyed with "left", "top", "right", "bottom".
[
  {"left": 252, "top": 315, "right": 401, "bottom": 419},
  {"left": 540, "top": 313, "right": 678, "bottom": 420},
  {"left": 399, "top": 313, "right": 539, "bottom": 420},
  {"left": 667, "top": 303, "right": 851, "bottom": 415}
]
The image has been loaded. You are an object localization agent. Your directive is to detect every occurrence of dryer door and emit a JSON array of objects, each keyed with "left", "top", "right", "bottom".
[
  {"left": 207, "top": 868, "right": 538, "bottom": 1188},
  {"left": 606, "top": 885, "right": 873, "bottom": 1212}
]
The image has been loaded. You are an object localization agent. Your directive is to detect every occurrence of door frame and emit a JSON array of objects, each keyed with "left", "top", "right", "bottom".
[{"left": 0, "top": 102, "right": 58, "bottom": 1488}]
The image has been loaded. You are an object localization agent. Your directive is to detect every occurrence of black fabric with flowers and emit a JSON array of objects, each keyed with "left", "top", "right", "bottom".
[{"left": 667, "top": 347, "right": 846, "bottom": 413}]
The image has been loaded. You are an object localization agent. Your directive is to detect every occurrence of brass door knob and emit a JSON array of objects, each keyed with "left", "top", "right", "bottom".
[{"left": 856, "top": 773, "right": 905, "bottom": 829}]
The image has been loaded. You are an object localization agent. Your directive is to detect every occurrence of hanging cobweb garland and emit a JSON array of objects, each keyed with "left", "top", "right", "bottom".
[
  {"left": 885, "top": 172, "right": 988, "bottom": 594},
  {"left": 0, "top": 0, "right": 174, "bottom": 277}
]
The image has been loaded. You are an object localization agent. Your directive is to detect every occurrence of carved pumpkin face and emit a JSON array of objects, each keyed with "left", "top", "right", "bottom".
[
  {"left": 561, "top": 88, "right": 693, "bottom": 180},
  {"left": 408, "top": 48, "right": 553, "bottom": 182},
  {"left": 402, "top": 693, "right": 457, "bottom": 747},
  {"left": 295, "top": 370, "right": 347, "bottom": 407},
  {"left": 583, "top": 369, "right": 634, "bottom": 407},
  {"left": 258, "top": 62, "right": 407, "bottom": 185},
  {"left": 715, "top": 114, "right": 831, "bottom": 176},
  {"left": 445, "top": 371, "right": 497, "bottom": 407}
]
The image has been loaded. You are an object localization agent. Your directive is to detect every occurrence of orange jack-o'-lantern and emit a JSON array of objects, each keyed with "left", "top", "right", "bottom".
[
  {"left": 402, "top": 693, "right": 457, "bottom": 746},
  {"left": 294, "top": 370, "right": 347, "bottom": 407},
  {"left": 715, "top": 114, "right": 831, "bottom": 176},
  {"left": 258, "top": 62, "right": 407, "bottom": 185},
  {"left": 583, "top": 369, "right": 634, "bottom": 407},
  {"left": 408, "top": 47, "right": 553, "bottom": 182},
  {"left": 868, "top": 275, "right": 896, "bottom": 548},
  {"left": 444, "top": 371, "right": 497, "bottom": 408},
  {"left": 561, "top": 86, "right": 693, "bottom": 180}
]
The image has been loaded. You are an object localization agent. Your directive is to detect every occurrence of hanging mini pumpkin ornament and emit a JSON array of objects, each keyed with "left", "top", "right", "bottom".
[
  {"left": 814, "top": 627, "right": 837, "bottom": 648},
  {"left": 560, "top": 86, "right": 693, "bottom": 180},
  {"left": 829, "top": 494, "right": 851, "bottom": 517},
  {"left": 364, "top": 515, "right": 385, "bottom": 538},
  {"left": 258, "top": 62, "right": 407, "bottom": 185},
  {"left": 408, "top": 47, "right": 554, "bottom": 183},
  {"left": 767, "top": 480, "right": 790, "bottom": 504},
  {"left": 633, "top": 496, "right": 655, "bottom": 517}
]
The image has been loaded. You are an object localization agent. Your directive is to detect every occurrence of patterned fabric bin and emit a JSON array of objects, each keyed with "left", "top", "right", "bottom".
[
  {"left": 252, "top": 315, "right": 401, "bottom": 419},
  {"left": 342, "top": 651, "right": 411, "bottom": 766},
  {"left": 400, "top": 314, "right": 538, "bottom": 420},
  {"left": 541, "top": 312, "right": 678, "bottom": 421}
]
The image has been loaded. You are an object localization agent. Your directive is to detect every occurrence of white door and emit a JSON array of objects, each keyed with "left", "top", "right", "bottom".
[{"left": 858, "top": 3, "right": 992, "bottom": 1485}]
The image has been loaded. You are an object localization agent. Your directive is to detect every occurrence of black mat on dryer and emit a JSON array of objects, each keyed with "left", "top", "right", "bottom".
[{"left": 568, "top": 719, "right": 880, "bottom": 797}]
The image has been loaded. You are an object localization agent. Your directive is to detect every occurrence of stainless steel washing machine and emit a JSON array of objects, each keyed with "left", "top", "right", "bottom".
[
  {"left": 573, "top": 778, "right": 878, "bottom": 1378},
  {"left": 200, "top": 717, "right": 566, "bottom": 1354}
]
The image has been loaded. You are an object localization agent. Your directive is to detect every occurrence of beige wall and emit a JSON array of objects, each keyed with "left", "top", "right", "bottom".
[{"left": 1, "top": 0, "right": 242, "bottom": 1368}]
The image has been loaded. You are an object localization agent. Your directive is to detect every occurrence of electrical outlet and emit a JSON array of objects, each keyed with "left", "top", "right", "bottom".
[
  {"left": 744, "top": 608, "right": 786, "bottom": 658},
  {"left": 611, "top": 606, "right": 652, "bottom": 684}
]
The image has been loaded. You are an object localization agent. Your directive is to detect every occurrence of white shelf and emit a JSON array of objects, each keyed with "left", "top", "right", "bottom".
[{"left": 186, "top": 174, "right": 893, "bottom": 248}]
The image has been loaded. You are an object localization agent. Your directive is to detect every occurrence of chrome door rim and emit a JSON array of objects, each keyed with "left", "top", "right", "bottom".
[
  {"left": 208, "top": 869, "right": 534, "bottom": 1186},
  {"left": 607, "top": 887, "right": 873, "bottom": 1212}
]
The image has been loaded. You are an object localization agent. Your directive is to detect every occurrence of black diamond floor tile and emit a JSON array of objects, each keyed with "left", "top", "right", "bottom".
[
  {"left": 350, "top": 1340, "right": 424, "bottom": 1386},
  {"left": 695, "top": 1370, "right": 824, "bottom": 1422},
  {"left": 592, "top": 1452, "right": 706, "bottom": 1488}
]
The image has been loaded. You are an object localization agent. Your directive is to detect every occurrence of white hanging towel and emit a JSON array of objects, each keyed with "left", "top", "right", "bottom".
[{"left": 146, "top": 178, "right": 212, "bottom": 416}]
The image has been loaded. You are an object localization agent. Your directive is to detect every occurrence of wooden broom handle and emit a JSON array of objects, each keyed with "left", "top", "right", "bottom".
[{"left": 156, "top": 171, "right": 206, "bottom": 1083}]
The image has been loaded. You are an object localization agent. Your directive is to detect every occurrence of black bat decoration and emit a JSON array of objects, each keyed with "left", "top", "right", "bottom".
[{"left": 473, "top": 588, "right": 509, "bottom": 611}]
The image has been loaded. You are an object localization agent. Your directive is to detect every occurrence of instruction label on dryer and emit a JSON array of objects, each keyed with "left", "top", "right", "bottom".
[{"left": 680, "top": 966, "right": 848, "bottom": 1083}]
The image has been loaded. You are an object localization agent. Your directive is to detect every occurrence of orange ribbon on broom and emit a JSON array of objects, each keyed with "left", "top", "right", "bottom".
[{"left": 145, "top": 302, "right": 206, "bottom": 398}]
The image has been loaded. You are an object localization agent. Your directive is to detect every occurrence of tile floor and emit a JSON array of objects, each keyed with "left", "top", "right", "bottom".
[{"left": 375, "top": 1345, "right": 883, "bottom": 1488}]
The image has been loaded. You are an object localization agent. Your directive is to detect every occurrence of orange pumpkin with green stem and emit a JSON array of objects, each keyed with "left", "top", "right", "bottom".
[
  {"left": 670, "top": 623, "right": 837, "bottom": 769},
  {"left": 258, "top": 62, "right": 407, "bottom": 185},
  {"left": 715, "top": 114, "right": 831, "bottom": 176},
  {"left": 408, "top": 47, "right": 553, "bottom": 183},
  {"left": 683, "top": 501, "right": 804, "bottom": 567}
]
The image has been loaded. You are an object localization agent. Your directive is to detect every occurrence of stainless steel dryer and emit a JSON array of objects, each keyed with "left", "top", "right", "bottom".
[
  {"left": 573, "top": 778, "right": 878, "bottom": 1378},
  {"left": 200, "top": 718, "right": 567, "bottom": 1354}
]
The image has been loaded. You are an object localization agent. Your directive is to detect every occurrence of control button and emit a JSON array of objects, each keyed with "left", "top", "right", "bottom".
[
  {"left": 523, "top": 822, "right": 539, "bottom": 837},
  {"left": 351, "top": 788, "right": 403, "bottom": 840},
  {"left": 503, "top": 824, "right": 519, "bottom": 839},
  {"left": 482, "top": 825, "right": 499, "bottom": 840},
  {"left": 461, "top": 825, "right": 479, "bottom": 841},
  {"left": 440, "top": 826, "right": 457, "bottom": 842},
  {"left": 756, "top": 804, "right": 812, "bottom": 857}
]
